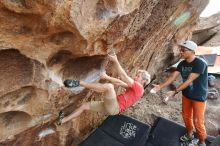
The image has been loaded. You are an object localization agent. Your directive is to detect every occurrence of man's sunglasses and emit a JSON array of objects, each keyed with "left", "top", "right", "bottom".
[{"left": 180, "top": 48, "right": 191, "bottom": 53}]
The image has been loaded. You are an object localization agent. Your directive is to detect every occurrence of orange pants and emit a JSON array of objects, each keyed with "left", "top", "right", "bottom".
[{"left": 182, "top": 96, "right": 207, "bottom": 142}]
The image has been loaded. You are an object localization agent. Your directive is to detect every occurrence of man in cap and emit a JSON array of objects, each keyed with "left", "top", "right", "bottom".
[{"left": 151, "top": 40, "right": 208, "bottom": 146}]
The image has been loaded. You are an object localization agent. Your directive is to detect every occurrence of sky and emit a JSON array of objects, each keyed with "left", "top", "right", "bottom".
[{"left": 200, "top": 0, "right": 220, "bottom": 17}]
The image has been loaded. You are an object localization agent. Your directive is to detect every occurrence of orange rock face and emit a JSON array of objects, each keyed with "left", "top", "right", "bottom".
[{"left": 0, "top": 0, "right": 208, "bottom": 146}]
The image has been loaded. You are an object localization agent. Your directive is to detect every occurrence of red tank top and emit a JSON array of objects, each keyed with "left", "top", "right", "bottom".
[{"left": 117, "top": 81, "right": 144, "bottom": 113}]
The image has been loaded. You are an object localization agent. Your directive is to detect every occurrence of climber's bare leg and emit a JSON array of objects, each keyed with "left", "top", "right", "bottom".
[
  {"left": 61, "top": 102, "right": 90, "bottom": 124},
  {"left": 61, "top": 82, "right": 116, "bottom": 124}
]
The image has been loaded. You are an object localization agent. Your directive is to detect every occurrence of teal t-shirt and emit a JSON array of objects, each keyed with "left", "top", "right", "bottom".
[{"left": 177, "top": 57, "right": 208, "bottom": 102}]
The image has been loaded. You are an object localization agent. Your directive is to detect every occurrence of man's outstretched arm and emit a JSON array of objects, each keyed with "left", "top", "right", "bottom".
[
  {"left": 152, "top": 71, "right": 180, "bottom": 93},
  {"left": 108, "top": 53, "right": 133, "bottom": 86}
]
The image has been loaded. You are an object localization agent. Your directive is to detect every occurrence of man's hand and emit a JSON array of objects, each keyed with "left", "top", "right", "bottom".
[
  {"left": 166, "top": 90, "right": 176, "bottom": 98},
  {"left": 150, "top": 84, "right": 161, "bottom": 93},
  {"left": 162, "top": 90, "right": 176, "bottom": 103},
  {"left": 100, "top": 71, "right": 109, "bottom": 80},
  {"left": 108, "top": 52, "right": 118, "bottom": 63}
]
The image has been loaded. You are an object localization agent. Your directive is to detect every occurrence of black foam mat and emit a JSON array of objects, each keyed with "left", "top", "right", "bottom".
[
  {"left": 145, "top": 117, "right": 186, "bottom": 146},
  {"left": 99, "top": 115, "right": 151, "bottom": 146},
  {"left": 80, "top": 115, "right": 216, "bottom": 146},
  {"left": 209, "top": 135, "right": 220, "bottom": 146},
  {"left": 145, "top": 143, "right": 154, "bottom": 146},
  {"left": 79, "top": 129, "right": 124, "bottom": 146}
]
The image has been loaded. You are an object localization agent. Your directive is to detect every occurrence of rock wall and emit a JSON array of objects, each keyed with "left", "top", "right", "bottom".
[
  {"left": 193, "top": 12, "right": 220, "bottom": 46},
  {"left": 0, "top": 0, "right": 208, "bottom": 146}
]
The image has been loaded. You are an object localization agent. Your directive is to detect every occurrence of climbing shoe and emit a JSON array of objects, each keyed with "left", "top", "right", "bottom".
[
  {"left": 180, "top": 133, "right": 194, "bottom": 142},
  {"left": 55, "top": 111, "right": 65, "bottom": 126},
  {"left": 63, "top": 79, "right": 80, "bottom": 88}
]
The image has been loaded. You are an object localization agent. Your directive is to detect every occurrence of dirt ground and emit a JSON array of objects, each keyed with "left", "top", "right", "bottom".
[{"left": 123, "top": 72, "right": 220, "bottom": 137}]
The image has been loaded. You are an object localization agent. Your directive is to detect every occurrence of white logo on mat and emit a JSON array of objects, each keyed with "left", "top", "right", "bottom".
[{"left": 120, "top": 122, "right": 137, "bottom": 139}]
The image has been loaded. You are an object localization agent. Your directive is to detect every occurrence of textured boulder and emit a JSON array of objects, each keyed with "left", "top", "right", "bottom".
[
  {"left": 0, "top": 0, "right": 208, "bottom": 146},
  {"left": 192, "top": 12, "right": 220, "bottom": 45}
]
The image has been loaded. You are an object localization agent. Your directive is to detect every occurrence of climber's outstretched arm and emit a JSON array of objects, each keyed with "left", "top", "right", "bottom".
[{"left": 108, "top": 53, "right": 134, "bottom": 86}]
